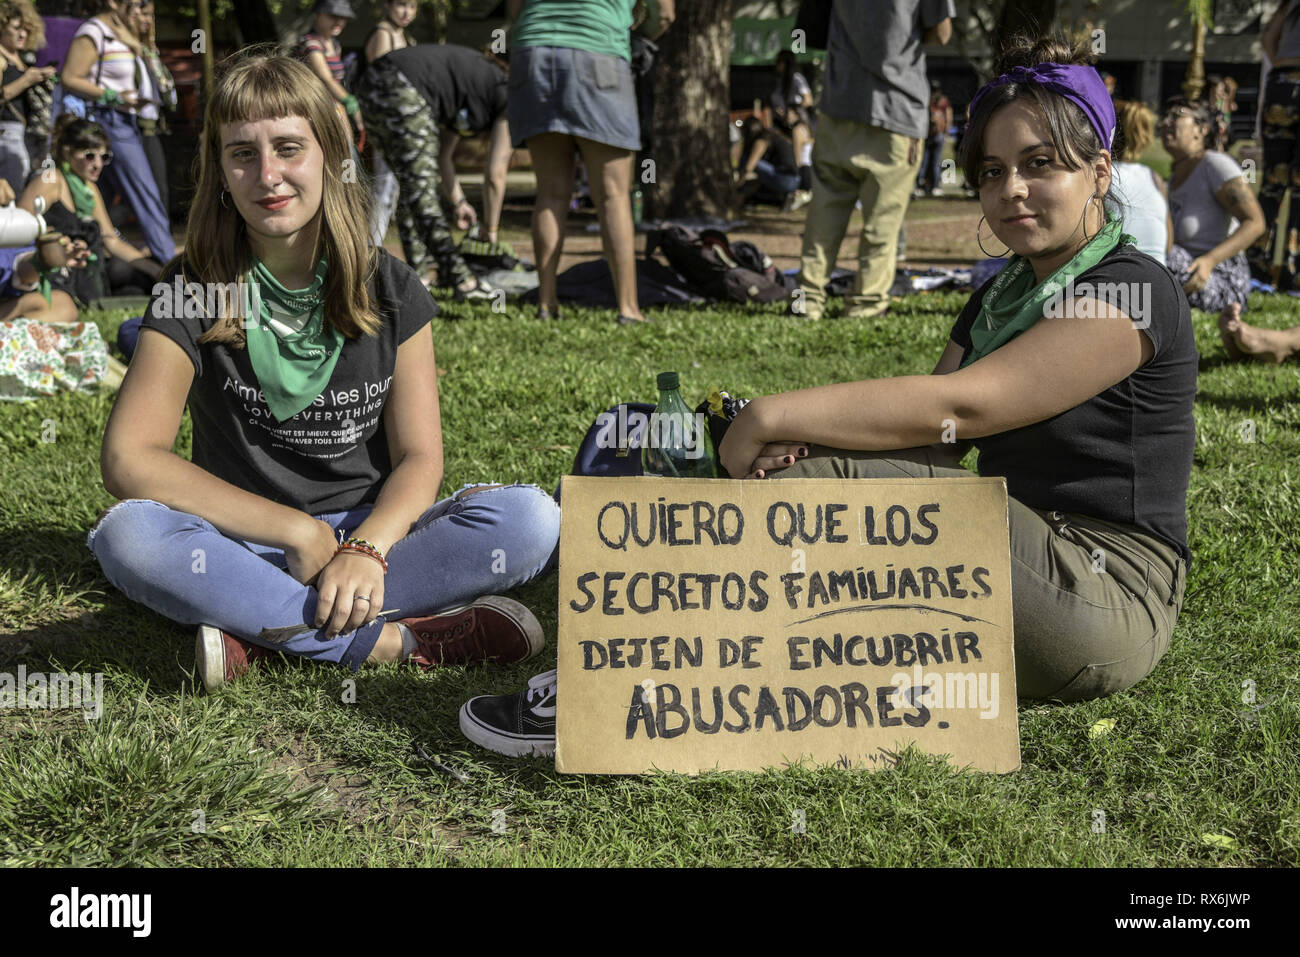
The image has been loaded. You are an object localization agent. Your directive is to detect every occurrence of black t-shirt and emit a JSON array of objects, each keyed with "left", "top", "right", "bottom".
[
  {"left": 761, "top": 131, "right": 797, "bottom": 174},
  {"left": 140, "top": 250, "right": 438, "bottom": 515},
  {"left": 949, "top": 245, "right": 1197, "bottom": 564},
  {"left": 1, "top": 63, "right": 27, "bottom": 124},
  {"left": 382, "top": 44, "right": 507, "bottom": 134}
]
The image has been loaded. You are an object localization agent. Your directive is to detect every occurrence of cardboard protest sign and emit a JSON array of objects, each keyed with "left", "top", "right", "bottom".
[{"left": 556, "top": 476, "right": 1019, "bottom": 774}]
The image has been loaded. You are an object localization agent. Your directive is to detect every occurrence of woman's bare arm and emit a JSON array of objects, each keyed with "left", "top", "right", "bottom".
[
  {"left": 1263, "top": 1, "right": 1288, "bottom": 61},
  {"left": 60, "top": 36, "right": 107, "bottom": 101},
  {"left": 720, "top": 297, "right": 1153, "bottom": 479},
  {"left": 1206, "top": 176, "right": 1268, "bottom": 264},
  {"left": 90, "top": 180, "right": 160, "bottom": 278},
  {"left": 305, "top": 49, "right": 350, "bottom": 103},
  {"left": 365, "top": 25, "right": 396, "bottom": 63},
  {"left": 18, "top": 171, "right": 60, "bottom": 215},
  {"left": 101, "top": 329, "right": 319, "bottom": 552}
]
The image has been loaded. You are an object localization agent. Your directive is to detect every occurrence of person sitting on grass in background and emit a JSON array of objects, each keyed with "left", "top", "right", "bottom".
[
  {"left": 457, "top": 34, "right": 1199, "bottom": 760},
  {"left": 1106, "top": 100, "right": 1171, "bottom": 267},
  {"left": 0, "top": 174, "right": 110, "bottom": 399},
  {"left": 1157, "top": 96, "right": 1267, "bottom": 354},
  {"left": 21, "top": 114, "right": 162, "bottom": 300},
  {"left": 0, "top": 175, "right": 83, "bottom": 323},
  {"left": 735, "top": 115, "right": 803, "bottom": 210},
  {"left": 87, "top": 54, "right": 560, "bottom": 692}
]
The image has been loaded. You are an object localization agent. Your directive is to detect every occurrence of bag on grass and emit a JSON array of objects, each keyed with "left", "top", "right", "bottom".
[
  {"left": 569, "top": 390, "right": 752, "bottom": 480},
  {"left": 645, "top": 225, "right": 789, "bottom": 304}
]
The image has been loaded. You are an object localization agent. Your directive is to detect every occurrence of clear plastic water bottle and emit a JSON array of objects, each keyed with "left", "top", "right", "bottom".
[{"left": 641, "top": 372, "right": 718, "bottom": 478}]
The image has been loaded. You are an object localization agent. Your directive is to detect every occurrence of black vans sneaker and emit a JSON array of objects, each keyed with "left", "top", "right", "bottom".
[{"left": 459, "top": 668, "right": 556, "bottom": 757}]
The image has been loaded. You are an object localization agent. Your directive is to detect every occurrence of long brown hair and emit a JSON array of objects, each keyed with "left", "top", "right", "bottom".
[{"left": 190, "top": 50, "right": 378, "bottom": 347}]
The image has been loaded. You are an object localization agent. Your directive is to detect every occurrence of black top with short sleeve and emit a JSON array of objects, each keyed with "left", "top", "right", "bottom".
[
  {"left": 382, "top": 44, "right": 507, "bottom": 134},
  {"left": 948, "top": 245, "right": 1197, "bottom": 564},
  {"left": 139, "top": 249, "right": 437, "bottom": 515}
]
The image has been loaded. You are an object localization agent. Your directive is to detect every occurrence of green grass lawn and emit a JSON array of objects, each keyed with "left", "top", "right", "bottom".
[{"left": 1, "top": 291, "right": 1297, "bottom": 867}]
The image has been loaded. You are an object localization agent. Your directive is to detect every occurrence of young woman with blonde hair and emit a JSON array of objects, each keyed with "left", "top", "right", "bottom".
[
  {"left": 1106, "top": 100, "right": 1171, "bottom": 266},
  {"left": 88, "top": 53, "right": 560, "bottom": 691}
]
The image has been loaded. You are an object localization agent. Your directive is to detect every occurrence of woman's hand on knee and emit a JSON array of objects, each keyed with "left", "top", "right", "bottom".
[{"left": 314, "top": 552, "right": 386, "bottom": 638}]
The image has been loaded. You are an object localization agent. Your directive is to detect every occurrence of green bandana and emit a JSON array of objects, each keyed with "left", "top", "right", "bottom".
[
  {"left": 962, "top": 217, "right": 1137, "bottom": 368},
  {"left": 61, "top": 163, "right": 97, "bottom": 219},
  {"left": 243, "top": 258, "right": 343, "bottom": 423}
]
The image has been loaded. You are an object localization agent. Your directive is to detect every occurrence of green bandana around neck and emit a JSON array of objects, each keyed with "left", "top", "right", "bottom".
[
  {"left": 61, "top": 163, "right": 97, "bottom": 219},
  {"left": 243, "top": 257, "right": 344, "bottom": 423},
  {"left": 961, "top": 217, "right": 1137, "bottom": 368}
]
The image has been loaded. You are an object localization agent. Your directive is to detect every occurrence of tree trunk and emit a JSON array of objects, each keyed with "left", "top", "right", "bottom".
[
  {"left": 1182, "top": 15, "right": 1207, "bottom": 100},
  {"left": 647, "top": 0, "right": 734, "bottom": 220}
]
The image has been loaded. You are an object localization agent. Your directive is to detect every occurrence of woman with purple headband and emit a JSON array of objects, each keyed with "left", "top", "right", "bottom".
[{"left": 710, "top": 36, "right": 1196, "bottom": 705}]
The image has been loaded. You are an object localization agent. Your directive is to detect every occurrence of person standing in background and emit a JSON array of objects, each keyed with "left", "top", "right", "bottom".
[
  {"left": 131, "top": 0, "right": 174, "bottom": 230},
  {"left": 356, "top": 43, "right": 507, "bottom": 301},
  {"left": 505, "top": 0, "right": 675, "bottom": 325},
  {"left": 363, "top": 0, "right": 416, "bottom": 248},
  {"left": 61, "top": 0, "right": 174, "bottom": 264},
  {"left": 770, "top": 50, "right": 815, "bottom": 210},
  {"left": 0, "top": 0, "right": 52, "bottom": 189},
  {"left": 1218, "top": 0, "right": 1300, "bottom": 361},
  {"left": 915, "top": 79, "right": 952, "bottom": 197},
  {"left": 794, "top": 0, "right": 955, "bottom": 322},
  {"left": 1252, "top": 0, "right": 1300, "bottom": 292},
  {"left": 296, "top": 0, "right": 364, "bottom": 146}
]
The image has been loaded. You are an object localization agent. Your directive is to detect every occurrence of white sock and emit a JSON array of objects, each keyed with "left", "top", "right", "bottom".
[{"left": 397, "top": 622, "right": 417, "bottom": 658}]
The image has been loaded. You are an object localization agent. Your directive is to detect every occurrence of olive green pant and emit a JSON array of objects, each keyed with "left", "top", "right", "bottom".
[{"left": 775, "top": 446, "right": 1187, "bottom": 701}]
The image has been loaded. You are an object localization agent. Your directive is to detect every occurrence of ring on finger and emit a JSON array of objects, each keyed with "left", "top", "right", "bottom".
[{"left": 355, "top": 595, "right": 371, "bottom": 603}]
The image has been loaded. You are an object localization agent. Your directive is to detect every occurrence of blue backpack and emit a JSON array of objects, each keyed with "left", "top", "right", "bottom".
[{"left": 571, "top": 402, "right": 656, "bottom": 478}]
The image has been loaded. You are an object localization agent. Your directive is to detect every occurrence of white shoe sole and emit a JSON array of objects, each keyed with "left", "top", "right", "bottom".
[
  {"left": 458, "top": 700, "right": 555, "bottom": 758},
  {"left": 195, "top": 624, "right": 227, "bottom": 692}
]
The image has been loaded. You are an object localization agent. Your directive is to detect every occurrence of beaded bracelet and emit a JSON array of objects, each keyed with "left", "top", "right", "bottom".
[{"left": 336, "top": 538, "right": 388, "bottom": 573}]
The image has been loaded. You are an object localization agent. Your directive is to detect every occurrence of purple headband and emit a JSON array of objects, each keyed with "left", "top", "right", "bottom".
[{"left": 968, "top": 62, "right": 1116, "bottom": 151}]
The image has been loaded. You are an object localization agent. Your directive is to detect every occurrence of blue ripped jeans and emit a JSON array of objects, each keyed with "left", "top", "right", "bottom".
[{"left": 86, "top": 484, "right": 561, "bottom": 670}]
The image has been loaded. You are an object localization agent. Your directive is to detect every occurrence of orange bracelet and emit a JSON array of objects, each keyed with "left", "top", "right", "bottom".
[{"left": 336, "top": 540, "right": 388, "bottom": 573}]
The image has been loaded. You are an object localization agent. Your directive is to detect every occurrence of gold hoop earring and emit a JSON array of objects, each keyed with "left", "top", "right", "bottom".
[
  {"left": 220, "top": 188, "right": 230, "bottom": 209},
  {"left": 976, "top": 215, "right": 1010, "bottom": 258}
]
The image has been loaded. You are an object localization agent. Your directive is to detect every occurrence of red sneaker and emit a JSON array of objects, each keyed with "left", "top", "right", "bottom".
[
  {"left": 398, "top": 596, "right": 543, "bottom": 669},
  {"left": 195, "top": 625, "right": 278, "bottom": 691}
]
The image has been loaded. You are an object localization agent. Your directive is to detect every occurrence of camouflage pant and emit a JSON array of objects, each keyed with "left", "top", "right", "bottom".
[{"left": 359, "top": 60, "right": 472, "bottom": 287}]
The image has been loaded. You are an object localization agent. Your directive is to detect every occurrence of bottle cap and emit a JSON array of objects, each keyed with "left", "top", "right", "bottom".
[{"left": 657, "top": 371, "right": 679, "bottom": 391}]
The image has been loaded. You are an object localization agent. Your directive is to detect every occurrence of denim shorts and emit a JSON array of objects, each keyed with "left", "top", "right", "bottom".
[{"left": 507, "top": 45, "right": 641, "bottom": 151}]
